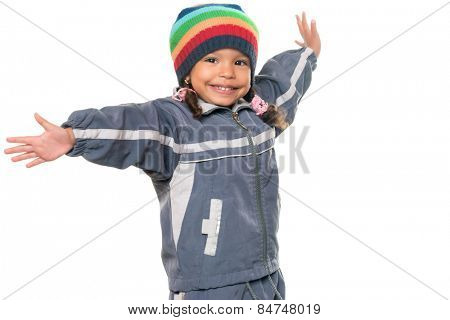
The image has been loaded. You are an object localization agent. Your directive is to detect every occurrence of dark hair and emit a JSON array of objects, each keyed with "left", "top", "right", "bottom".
[{"left": 181, "top": 82, "right": 289, "bottom": 130}]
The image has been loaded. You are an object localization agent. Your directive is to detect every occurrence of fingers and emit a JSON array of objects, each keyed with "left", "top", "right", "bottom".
[
  {"left": 296, "top": 14, "right": 304, "bottom": 39},
  {"left": 34, "top": 113, "right": 53, "bottom": 131},
  {"left": 26, "top": 157, "right": 46, "bottom": 168},
  {"left": 6, "top": 136, "right": 36, "bottom": 145},
  {"left": 302, "top": 11, "right": 311, "bottom": 37},
  {"left": 311, "top": 19, "right": 318, "bottom": 36},
  {"left": 4, "top": 144, "right": 33, "bottom": 155},
  {"left": 294, "top": 40, "right": 305, "bottom": 47},
  {"left": 296, "top": 11, "right": 315, "bottom": 47},
  {"left": 11, "top": 152, "right": 37, "bottom": 162}
]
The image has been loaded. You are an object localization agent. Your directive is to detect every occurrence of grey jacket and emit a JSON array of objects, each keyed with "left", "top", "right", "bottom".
[{"left": 61, "top": 47, "right": 317, "bottom": 292}]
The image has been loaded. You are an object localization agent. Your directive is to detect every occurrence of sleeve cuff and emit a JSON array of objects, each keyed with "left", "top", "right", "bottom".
[
  {"left": 305, "top": 47, "right": 318, "bottom": 71},
  {"left": 59, "top": 116, "right": 86, "bottom": 157}
]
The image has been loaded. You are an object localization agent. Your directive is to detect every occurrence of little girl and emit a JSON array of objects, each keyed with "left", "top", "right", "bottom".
[{"left": 4, "top": 3, "right": 321, "bottom": 300}]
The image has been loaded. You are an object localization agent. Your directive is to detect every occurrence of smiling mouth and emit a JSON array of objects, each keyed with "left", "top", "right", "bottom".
[{"left": 209, "top": 85, "right": 238, "bottom": 94}]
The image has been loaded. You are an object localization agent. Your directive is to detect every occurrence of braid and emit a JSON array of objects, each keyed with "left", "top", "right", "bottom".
[
  {"left": 181, "top": 82, "right": 203, "bottom": 119},
  {"left": 243, "top": 88, "right": 289, "bottom": 130}
]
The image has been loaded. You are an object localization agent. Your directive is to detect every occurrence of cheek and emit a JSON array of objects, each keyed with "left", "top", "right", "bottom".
[
  {"left": 241, "top": 69, "right": 251, "bottom": 85},
  {"left": 192, "top": 71, "right": 211, "bottom": 86},
  {"left": 243, "top": 72, "right": 251, "bottom": 89}
]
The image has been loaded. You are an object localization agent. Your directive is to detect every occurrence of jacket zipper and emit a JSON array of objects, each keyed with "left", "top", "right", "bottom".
[
  {"left": 231, "top": 110, "right": 283, "bottom": 299},
  {"left": 231, "top": 111, "right": 269, "bottom": 265}
]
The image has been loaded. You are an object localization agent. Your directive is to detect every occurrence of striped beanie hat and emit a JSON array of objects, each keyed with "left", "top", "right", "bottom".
[{"left": 169, "top": 3, "right": 259, "bottom": 88}]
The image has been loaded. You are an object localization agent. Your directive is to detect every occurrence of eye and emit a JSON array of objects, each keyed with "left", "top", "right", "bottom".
[
  {"left": 204, "top": 57, "right": 217, "bottom": 63},
  {"left": 236, "top": 60, "right": 249, "bottom": 66}
]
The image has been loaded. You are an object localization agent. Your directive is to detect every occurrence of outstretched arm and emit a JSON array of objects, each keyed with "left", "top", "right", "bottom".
[
  {"left": 4, "top": 113, "right": 76, "bottom": 168},
  {"left": 4, "top": 101, "right": 181, "bottom": 180}
]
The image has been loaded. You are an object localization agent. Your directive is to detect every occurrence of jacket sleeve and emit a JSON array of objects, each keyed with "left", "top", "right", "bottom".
[
  {"left": 253, "top": 46, "right": 317, "bottom": 137},
  {"left": 60, "top": 100, "right": 180, "bottom": 180}
]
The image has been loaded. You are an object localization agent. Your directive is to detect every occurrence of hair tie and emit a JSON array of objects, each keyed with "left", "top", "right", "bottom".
[
  {"left": 172, "top": 87, "right": 197, "bottom": 102},
  {"left": 251, "top": 94, "right": 269, "bottom": 116}
]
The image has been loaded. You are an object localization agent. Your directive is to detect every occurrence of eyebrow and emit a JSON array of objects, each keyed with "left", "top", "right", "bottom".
[{"left": 206, "top": 52, "right": 249, "bottom": 60}]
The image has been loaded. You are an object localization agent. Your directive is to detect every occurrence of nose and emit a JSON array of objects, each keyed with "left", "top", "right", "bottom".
[{"left": 218, "top": 62, "right": 235, "bottom": 79}]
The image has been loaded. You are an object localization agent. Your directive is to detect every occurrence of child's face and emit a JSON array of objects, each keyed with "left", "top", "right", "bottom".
[{"left": 186, "top": 48, "right": 251, "bottom": 108}]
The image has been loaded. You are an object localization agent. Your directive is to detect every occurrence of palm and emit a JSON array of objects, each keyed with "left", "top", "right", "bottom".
[
  {"left": 4, "top": 113, "right": 74, "bottom": 168},
  {"left": 34, "top": 126, "right": 73, "bottom": 161}
]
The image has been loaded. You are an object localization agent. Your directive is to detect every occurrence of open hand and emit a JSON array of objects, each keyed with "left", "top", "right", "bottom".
[
  {"left": 4, "top": 113, "right": 75, "bottom": 168},
  {"left": 295, "top": 11, "right": 321, "bottom": 58}
]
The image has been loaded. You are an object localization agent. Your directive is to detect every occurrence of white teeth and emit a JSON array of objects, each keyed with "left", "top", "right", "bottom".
[{"left": 213, "top": 86, "right": 234, "bottom": 91}]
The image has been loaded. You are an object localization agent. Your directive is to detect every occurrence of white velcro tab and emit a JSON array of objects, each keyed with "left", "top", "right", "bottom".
[
  {"left": 173, "top": 292, "right": 185, "bottom": 300},
  {"left": 201, "top": 199, "right": 223, "bottom": 256}
]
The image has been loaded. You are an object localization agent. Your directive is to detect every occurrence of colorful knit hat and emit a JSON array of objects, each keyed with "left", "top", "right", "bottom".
[{"left": 169, "top": 3, "right": 259, "bottom": 88}]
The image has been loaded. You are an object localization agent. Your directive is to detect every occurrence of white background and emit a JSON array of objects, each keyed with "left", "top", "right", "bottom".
[{"left": 0, "top": 0, "right": 449, "bottom": 319}]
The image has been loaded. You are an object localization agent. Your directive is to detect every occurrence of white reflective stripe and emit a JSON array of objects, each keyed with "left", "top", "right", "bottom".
[
  {"left": 72, "top": 127, "right": 275, "bottom": 154},
  {"left": 179, "top": 145, "right": 274, "bottom": 163},
  {"left": 181, "top": 136, "right": 249, "bottom": 153},
  {"left": 170, "top": 162, "right": 196, "bottom": 249},
  {"left": 180, "top": 128, "right": 275, "bottom": 153},
  {"left": 73, "top": 128, "right": 183, "bottom": 153},
  {"left": 276, "top": 47, "right": 314, "bottom": 106},
  {"left": 173, "top": 292, "right": 185, "bottom": 300},
  {"left": 201, "top": 199, "right": 223, "bottom": 256},
  {"left": 253, "top": 127, "right": 276, "bottom": 145}
]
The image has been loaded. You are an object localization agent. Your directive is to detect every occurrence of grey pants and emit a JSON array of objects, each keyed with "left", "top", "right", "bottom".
[{"left": 169, "top": 269, "right": 285, "bottom": 300}]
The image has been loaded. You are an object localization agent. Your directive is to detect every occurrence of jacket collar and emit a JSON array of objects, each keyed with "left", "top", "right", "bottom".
[
  {"left": 198, "top": 97, "right": 252, "bottom": 115},
  {"left": 172, "top": 87, "right": 253, "bottom": 115}
]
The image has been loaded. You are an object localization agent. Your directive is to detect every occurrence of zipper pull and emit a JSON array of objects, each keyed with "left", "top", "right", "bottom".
[{"left": 232, "top": 111, "right": 248, "bottom": 131}]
